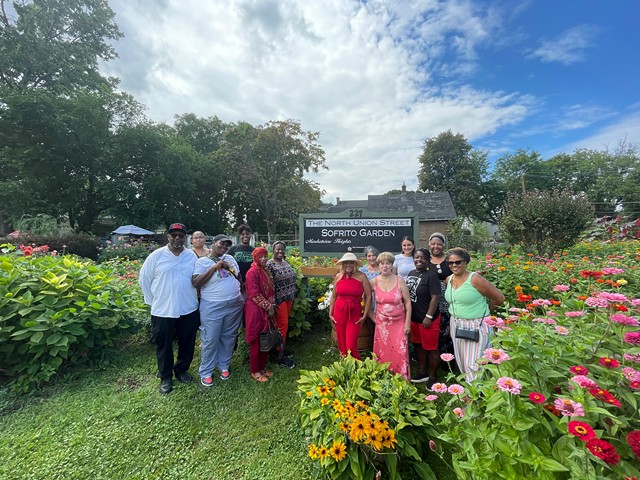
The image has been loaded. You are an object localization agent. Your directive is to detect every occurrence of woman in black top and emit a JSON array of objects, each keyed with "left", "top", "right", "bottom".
[
  {"left": 428, "top": 233, "right": 453, "bottom": 355},
  {"left": 405, "top": 248, "right": 441, "bottom": 387}
]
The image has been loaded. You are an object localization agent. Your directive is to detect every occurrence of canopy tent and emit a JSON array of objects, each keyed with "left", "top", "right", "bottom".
[{"left": 111, "top": 225, "right": 155, "bottom": 236}]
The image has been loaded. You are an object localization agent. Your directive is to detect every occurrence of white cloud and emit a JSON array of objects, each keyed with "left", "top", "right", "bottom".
[
  {"left": 527, "top": 24, "right": 599, "bottom": 65},
  {"left": 102, "top": 0, "right": 534, "bottom": 202}
]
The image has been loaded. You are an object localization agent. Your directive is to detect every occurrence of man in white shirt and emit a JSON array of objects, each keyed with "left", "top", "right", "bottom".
[{"left": 139, "top": 222, "right": 199, "bottom": 394}]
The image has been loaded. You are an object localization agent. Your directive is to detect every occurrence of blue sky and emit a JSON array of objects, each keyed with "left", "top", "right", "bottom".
[{"left": 98, "top": 0, "right": 640, "bottom": 202}]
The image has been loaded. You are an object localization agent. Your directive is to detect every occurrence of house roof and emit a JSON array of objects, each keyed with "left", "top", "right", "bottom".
[{"left": 327, "top": 191, "right": 456, "bottom": 220}]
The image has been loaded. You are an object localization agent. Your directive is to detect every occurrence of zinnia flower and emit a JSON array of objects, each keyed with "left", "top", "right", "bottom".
[
  {"left": 597, "top": 291, "right": 628, "bottom": 303},
  {"left": 610, "top": 313, "right": 639, "bottom": 326},
  {"left": 565, "top": 311, "right": 584, "bottom": 317},
  {"left": 447, "top": 384, "right": 465, "bottom": 395},
  {"left": 588, "top": 387, "right": 622, "bottom": 407},
  {"left": 528, "top": 391, "right": 546, "bottom": 404},
  {"left": 624, "top": 332, "right": 640, "bottom": 344},
  {"left": 453, "top": 407, "right": 465, "bottom": 418},
  {"left": 431, "top": 383, "right": 448, "bottom": 393},
  {"left": 567, "top": 421, "right": 596, "bottom": 441},
  {"left": 570, "top": 365, "right": 589, "bottom": 375},
  {"left": 624, "top": 353, "right": 640, "bottom": 363},
  {"left": 627, "top": 430, "right": 640, "bottom": 459},
  {"left": 555, "top": 326, "right": 569, "bottom": 335},
  {"left": 585, "top": 297, "right": 609, "bottom": 308},
  {"left": 496, "top": 377, "right": 522, "bottom": 394},
  {"left": 570, "top": 375, "right": 598, "bottom": 389},
  {"left": 586, "top": 438, "right": 620, "bottom": 464},
  {"left": 440, "top": 353, "right": 455, "bottom": 362},
  {"left": 599, "top": 357, "right": 620, "bottom": 368},
  {"left": 622, "top": 367, "right": 640, "bottom": 382},
  {"left": 553, "top": 284, "right": 570, "bottom": 292},
  {"left": 483, "top": 348, "right": 510, "bottom": 364},
  {"left": 554, "top": 398, "right": 585, "bottom": 417},
  {"left": 425, "top": 394, "right": 438, "bottom": 401}
]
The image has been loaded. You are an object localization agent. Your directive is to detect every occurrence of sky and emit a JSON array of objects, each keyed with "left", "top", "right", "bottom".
[{"left": 99, "top": 0, "right": 640, "bottom": 204}]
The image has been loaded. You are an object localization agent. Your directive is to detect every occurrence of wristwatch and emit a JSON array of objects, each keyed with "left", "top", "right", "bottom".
[{"left": 425, "top": 314, "right": 433, "bottom": 320}]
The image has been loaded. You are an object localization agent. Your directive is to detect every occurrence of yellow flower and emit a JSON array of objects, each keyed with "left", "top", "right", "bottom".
[
  {"left": 365, "top": 432, "right": 384, "bottom": 451},
  {"left": 333, "top": 399, "right": 342, "bottom": 410},
  {"left": 317, "top": 385, "right": 330, "bottom": 396},
  {"left": 308, "top": 444, "right": 319, "bottom": 459},
  {"left": 618, "top": 278, "right": 628, "bottom": 285},
  {"left": 318, "top": 296, "right": 325, "bottom": 303},
  {"left": 339, "top": 422, "right": 350, "bottom": 433},
  {"left": 349, "top": 419, "right": 368, "bottom": 442},
  {"left": 330, "top": 440, "right": 347, "bottom": 462},
  {"left": 522, "top": 266, "right": 530, "bottom": 270},
  {"left": 317, "top": 446, "right": 329, "bottom": 459},
  {"left": 321, "top": 397, "right": 330, "bottom": 406},
  {"left": 305, "top": 391, "right": 313, "bottom": 397},
  {"left": 356, "top": 400, "right": 368, "bottom": 410},
  {"left": 532, "top": 285, "right": 539, "bottom": 291},
  {"left": 514, "top": 285, "right": 523, "bottom": 293}
]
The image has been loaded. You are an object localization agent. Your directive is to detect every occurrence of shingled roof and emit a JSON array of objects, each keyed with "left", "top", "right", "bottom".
[{"left": 326, "top": 191, "right": 456, "bottom": 220}]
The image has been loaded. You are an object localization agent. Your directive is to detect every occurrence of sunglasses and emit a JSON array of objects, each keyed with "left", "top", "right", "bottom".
[
  {"left": 449, "top": 260, "right": 465, "bottom": 266},
  {"left": 169, "top": 232, "right": 186, "bottom": 238}
]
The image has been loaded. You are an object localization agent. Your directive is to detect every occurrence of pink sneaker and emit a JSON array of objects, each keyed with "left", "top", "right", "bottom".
[
  {"left": 220, "top": 370, "right": 230, "bottom": 380},
  {"left": 200, "top": 376, "right": 213, "bottom": 387}
]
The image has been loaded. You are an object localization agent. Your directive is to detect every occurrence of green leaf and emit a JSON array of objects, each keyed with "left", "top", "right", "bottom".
[{"left": 413, "top": 461, "right": 437, "bottom": 480}]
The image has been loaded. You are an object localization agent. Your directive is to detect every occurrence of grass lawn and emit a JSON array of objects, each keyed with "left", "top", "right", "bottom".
[{"left": 0, "top": 324, "right": 455, "bottom": 480}]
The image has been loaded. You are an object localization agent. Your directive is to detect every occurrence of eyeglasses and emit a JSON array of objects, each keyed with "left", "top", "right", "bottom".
[
  {"left": 169, "top": 233, "right": 186, "bottom": 239},
  {"left": 449, "top": 260, "right": 465, "bottom": 266},
  {"left": 192, "top": 237, "right": 205, "bottom": 240}
]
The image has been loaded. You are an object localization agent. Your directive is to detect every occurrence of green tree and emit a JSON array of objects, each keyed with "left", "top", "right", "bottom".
[
  {"left": 220, "top": 119, "right": 327, "bottom": 238},
  {"left": 500, "top": 189, "right": 594, "bottom": 256},
  {"left": 417, "top": 130, "right": 488, "bottom": 219}
]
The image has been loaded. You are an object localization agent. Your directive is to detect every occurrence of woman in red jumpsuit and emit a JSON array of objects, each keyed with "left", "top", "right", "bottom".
[{"left": 329, "top": 253, "right": 372, "bottom": 360}]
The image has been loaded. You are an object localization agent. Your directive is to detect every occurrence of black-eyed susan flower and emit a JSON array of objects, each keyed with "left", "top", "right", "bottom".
[{"left": 329, "top": 440, "right": 347, "bottom": 461}]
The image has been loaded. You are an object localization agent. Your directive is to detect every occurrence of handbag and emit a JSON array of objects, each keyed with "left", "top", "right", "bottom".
[
  {"left": 259, "top": 318, "right": 282, "bottom": 352},
  {"left": 455, "top": 327, "right": 479, "bottom": 342}
]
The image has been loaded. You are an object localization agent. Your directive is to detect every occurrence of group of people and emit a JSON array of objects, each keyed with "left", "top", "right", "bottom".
[
  {"left": 139, "top": 223, "right": 297, "bottom": 394},
  {"left": 328, "top": 234, "right": 504, "bottom": 386}
]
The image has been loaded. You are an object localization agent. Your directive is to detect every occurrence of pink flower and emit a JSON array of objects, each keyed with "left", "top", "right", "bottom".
[
  {"left": 440, "top": 353, "right": 455, "bottom": 362},
  {"left": 598, "top": 291, "right": 628, "bottom": 303},
  {"left": 570, "top": 365, "right": 589, "bottom": 375},
  {"left": 624, "top": 353, "right": 640, "bottom": 363},
  {"left": 532, "top": 317, "right": 548, "bottom": 323},
  {"left": 622, "top": 367, "right": 640, "bottom": 382},
  {"left": 570, "top": 375, "right": 598, "bottom": 388},
  {"left": 565, "top": 311, "right": 585, "bottom": 317},
  {"left": 610, "top": 313, "right": 639, "bottom": 326},
  {"left": 425, "top": 394, "right": 438, "bottom": 401},
  {"left": 554, "top": 284, "right": 570, "bottom": 292},
  {"left": 554, "top": 398, "right": 585, "bottom": 417},
  {"left": 585, "top": 297, "right": 609, "bottom": 308},
  {"left": 532, "top": 299, "right": 552, "bottom": 306},
  {"left": 602, "top": 267, "right": 624, "bottom": 275},
  {"left": 624, "top": 332, "right": 640, "bottom": 344},
  {"left": 453, "top": 407, "right": 465, "bottom": 418},
  {"left": 431, "top": 383, "right": 448, "bottom": 393},
  {"left": 555, "top": 326, "right": 569, "bottom": 335},
  {"left": 528, "top": 391, "right": 546, "bottom": 404},
  {"left": 632, "top": 299, "right": 640, "bottom": 307},
  {"left": 496, "top": 377, "right": 522, "bottom": 394},
  {"left": 447, "top": 384, "right": 465, "bottom": 395},
  {"left": 428, "top": 440, "right": 438, "bottom": 451},
  {"left": 483, "top": 348, "right": 510, "bottom": 364}
]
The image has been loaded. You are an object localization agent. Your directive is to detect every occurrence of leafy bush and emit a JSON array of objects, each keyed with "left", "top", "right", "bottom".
[
  {"left": 500, "top": 189, "right": 594, "bottom": 256},
  {"left": 1, "top": 233, "right": 101, "bottom": 259},
  {"left": 426, "top": 241, "right": 640, "bottom": 479},
  {"left": 13, "top": 214, "right": 74, "bottom": 236},
  {"left": 298, "top": 356, "right": 437, "bottom": 479},
  {"left": 97, "top": 240, "right": 159, "bottom": 263},
  {"left": 0, "top": 245, "right": 146, "bottom": 391}
]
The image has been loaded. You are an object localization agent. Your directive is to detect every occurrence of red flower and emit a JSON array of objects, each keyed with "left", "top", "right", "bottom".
[
  {"left": 567, "top": 421, "right": 596, "bottom": 441},
  {"left": 528, "top": 392, "right": 546, "bottom": 404},
  {"left": 570, "top": 365, "right": 589, "bottom": 375},
  {"left": 630, "top": 381, "right": 640, "bottom": 390},
  {"left": 627, "top": 430, "right": 640, "bottom": 459},
  {"left": 586, "top": 438, "right": 620, "bottom": 464},
  {"left": 588, "top": 387, "right": 622, "bottom": 407},
  {"left": 599, "top": 357, "right": 620, "bottom": 369},
  {"left": 614, "top": 304, "right": 628, "bottom": 312},
  {"left": 543, "top": 403, "right": 560, "bottom": 416},
  {"left": 518, "top": 294, "right": 533, "bottom": 302},
  {"left": 551, "top": 300, "right": 561, "bottom": 306},
  {"left": 580, "top": 270, "right": 603, "bottom": 279}
]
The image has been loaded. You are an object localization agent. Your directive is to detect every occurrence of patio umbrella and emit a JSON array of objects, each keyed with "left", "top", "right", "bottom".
[{"left": 111, "top": 225, "right": 155, "bottom": 236}]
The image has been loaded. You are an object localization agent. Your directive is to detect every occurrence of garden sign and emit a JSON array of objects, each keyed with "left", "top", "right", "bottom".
[{"left": 299, "top": 211, "right": 419, "bottom": 257}]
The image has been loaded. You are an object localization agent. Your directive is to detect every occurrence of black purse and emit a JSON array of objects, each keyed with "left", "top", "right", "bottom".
[
  {"left": 455, "top": 327, "right": 480, "bottom": 342},
  {"left": 259, "top": 318, "right": 282, "bottom": 352}
]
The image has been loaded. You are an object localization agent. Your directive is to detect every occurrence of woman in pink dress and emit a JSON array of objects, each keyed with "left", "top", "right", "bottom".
[{"left": 371, "top": 251, "right": 412, "bottom": 379}]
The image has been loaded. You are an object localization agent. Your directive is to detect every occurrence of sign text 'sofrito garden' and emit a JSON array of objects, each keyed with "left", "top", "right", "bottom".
[{"left": 299, "top": 211, "right": 419, "bottom": 256}]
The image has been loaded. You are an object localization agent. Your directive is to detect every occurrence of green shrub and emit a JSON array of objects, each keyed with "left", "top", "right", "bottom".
[
  {"left": 97, "top": 240, "right": 159, "bottom": 263},
  {"left": 298, "top": 356, "right": 437, "bottom": 479},
  {"left": 1, "top": 233, "right": 101, "bottom": 259},
  {"left": 500, "top": 189, "right": 594, "bottom": 256},
  {"left": 0, "top": 245, "right": 146, "bottom": 392}
]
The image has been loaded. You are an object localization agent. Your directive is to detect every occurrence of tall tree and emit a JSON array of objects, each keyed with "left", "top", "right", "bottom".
[
  {"left": 220, "top": 119, "right": 327, "bottom": 238},
  {"left": 417, "top": 130, "right": 487, "bottom": 219}
]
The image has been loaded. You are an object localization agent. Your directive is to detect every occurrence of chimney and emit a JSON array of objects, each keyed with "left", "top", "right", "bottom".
[
  {"left": 336, "top": 196, "right": 341, "bottom": 204},
  {"left": 401, "top": 182, "right": 406, "bottom": 192}
]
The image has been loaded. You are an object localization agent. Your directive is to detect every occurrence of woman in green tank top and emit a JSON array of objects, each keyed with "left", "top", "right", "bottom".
[{"left": 444, "top": 248, "right": 505, "bottom": 382}]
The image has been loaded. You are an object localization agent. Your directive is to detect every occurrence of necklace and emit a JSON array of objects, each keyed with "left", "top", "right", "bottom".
[{"left": 451, "top": 272, "right": 469, "bottom": 289}]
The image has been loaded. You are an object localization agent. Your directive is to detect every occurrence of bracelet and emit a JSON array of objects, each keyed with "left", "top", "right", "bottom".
[{"left": 425, "top": 314, "right": 433, "bottom": 320}]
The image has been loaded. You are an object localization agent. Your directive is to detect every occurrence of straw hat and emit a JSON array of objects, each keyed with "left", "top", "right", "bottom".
[{"left": 335, "top": 252, "right": 362, "bottom": 267}]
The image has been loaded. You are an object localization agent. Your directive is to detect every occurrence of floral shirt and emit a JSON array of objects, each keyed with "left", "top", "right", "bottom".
[{"left": 267, "top": 259, "right": 297, "bottom": 304}]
